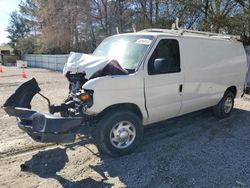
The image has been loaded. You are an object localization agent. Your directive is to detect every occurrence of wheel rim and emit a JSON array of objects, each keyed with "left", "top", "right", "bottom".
[
  {"left": 109, "top": 121, "right": 136, "bottom": 149},
  {"left": 224, "top": 97, "right": 233, "bottom": 114}
]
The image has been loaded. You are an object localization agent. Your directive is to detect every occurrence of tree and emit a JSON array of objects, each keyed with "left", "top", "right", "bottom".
[
  {"left": 6, "top": 11, "right": 31, "bottom": 48},
  {"left": 19, "top": 0, "right": 39, "bottom": 36},
  {"left": 6, "top": 0, "right": 41, "bottom": 55},
  {"left": 34, "top": 0, "right": 96, "bottom": 53},
  {"left": 6, "top": 0, "right": 250, "bottom": 55},
  {"left": 15, "top": 37, "right": 42, "bottom": 56},
  {"left": 235, "top": 0, "right": 250, "bottom": 44}
]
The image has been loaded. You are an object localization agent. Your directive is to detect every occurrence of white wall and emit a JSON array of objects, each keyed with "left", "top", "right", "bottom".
[{"left": 23, "top": 54, "right": 69, "bottom": 71}]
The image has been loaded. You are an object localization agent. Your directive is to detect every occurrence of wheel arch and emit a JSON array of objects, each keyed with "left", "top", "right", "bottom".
[
  {"left": 97, "top": 103, "right": 143, "bottom": 121},
  {"left": 225, "top": 86, "right": 237, "bottom": 98}
]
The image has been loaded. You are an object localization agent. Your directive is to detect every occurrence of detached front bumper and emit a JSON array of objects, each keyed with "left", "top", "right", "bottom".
[
  {"left": 4, "top": 107, "right": 83, "bottom": 143},
  {"left": 2, "top": 78, "right": 83, "bottom": 143}
]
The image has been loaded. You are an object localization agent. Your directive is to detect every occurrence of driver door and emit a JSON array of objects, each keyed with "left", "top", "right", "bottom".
[{"left": 144, "top": 38, "right": 184, "bottom": 123}]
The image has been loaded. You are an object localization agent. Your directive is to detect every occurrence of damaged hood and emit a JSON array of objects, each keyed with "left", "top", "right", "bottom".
[{"left": 63, "top": 52, "right": 128, "bottom": 79}]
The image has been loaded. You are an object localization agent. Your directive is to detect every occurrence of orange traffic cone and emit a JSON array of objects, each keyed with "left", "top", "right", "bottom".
[
  {"left": 0, "top": 66, "right": 3, "bottom": 73},
  {"left": 21, "top": 69, "right": 27, "bottom": 78}
]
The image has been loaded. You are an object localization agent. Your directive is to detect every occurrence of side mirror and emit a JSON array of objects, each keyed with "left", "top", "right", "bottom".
[{"left": 153, "top": 58, "right": 169, "bottom": 74}]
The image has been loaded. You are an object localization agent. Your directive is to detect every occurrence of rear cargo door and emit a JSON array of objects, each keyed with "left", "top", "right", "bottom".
[{"left": 144, "top": 38, "right": 184, "bottom": 123}]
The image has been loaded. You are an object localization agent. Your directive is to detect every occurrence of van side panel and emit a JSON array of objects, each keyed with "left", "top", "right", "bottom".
[
  {"left": 82, "top": 71, "right": 149, "bottom": 124},
  {"left": 179, "top": 38, "right": 246, "bottom": 115}
]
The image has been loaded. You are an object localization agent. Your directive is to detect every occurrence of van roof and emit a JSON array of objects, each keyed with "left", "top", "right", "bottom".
[{"left": 136, "top": 28, "right": 241, "bottom": 42}]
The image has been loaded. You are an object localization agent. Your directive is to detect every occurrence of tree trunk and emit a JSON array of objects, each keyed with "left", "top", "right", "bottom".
[
  {"left": 101, "top": 0, "right": 108, "bottom": 36},
  {"left": 118, "top": 0, "right": 123, "bottom": 32},
  {"left": 248, "top": 0, "right": 250, "bottom": 37},
  {"left": 89, "top": 20, "right": 96, "bottom": 50},
  {"left": 155, "top": 0, "right": 159, "bottom": 22},
  {"left": 204, "top": 0, "right": 209, "bottom": 31},
  {"left": 149, "top": 0, "right": 153, "bottom": 26}
]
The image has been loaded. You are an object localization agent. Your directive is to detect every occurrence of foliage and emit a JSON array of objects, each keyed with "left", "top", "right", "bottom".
[
  {"left": 6, "top": 0, "right": 41, "bottom": 55},
  {"left": 6, "top": 0, "right": 250, "bottom": 55},
  {"left": 14, "top": 37, "right": 42, "bottom": 56},
  {"left": 6, "top": 11, "right": 31, "bottom": 48}
]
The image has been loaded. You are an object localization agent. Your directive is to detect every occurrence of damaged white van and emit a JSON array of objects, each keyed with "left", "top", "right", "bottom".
[{"left": 3, "top": 28, "right": 247, "bottom": 156}]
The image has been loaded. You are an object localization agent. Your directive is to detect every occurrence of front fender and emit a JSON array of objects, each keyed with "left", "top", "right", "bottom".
[{"left": 82, "top": 74, "right": 148, "bottom": 124}]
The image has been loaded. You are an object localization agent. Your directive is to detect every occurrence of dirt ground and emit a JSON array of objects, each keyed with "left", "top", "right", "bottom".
[{"left": 1, "top": 66, "right": 250, "bottom": 188}]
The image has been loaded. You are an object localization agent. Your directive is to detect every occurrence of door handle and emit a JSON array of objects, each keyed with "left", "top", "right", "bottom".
[{"left": 179, "top": 84, "right": 183, "bottom": 93}]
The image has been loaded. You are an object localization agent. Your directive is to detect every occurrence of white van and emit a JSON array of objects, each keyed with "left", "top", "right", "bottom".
[{"left": 4, "top": 28, "right": 247, "bottom": 157}]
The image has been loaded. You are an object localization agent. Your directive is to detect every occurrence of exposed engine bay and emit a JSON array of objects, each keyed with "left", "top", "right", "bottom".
[{"left": 65, "top": 52, "right": 128, "bottom": 96}]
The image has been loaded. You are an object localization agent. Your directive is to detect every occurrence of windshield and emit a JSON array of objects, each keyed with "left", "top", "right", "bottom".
[{"left": 93, "top": 35, "right": 154, "bottom": 70}]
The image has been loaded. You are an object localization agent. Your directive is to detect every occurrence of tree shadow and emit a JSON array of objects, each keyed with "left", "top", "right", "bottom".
[{"left": 22, "top": 107, "right": 250, "bottom": 188}]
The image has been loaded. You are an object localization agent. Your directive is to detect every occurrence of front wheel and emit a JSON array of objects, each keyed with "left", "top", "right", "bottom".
[
  {"left": 95, "top": 110, "right": 143, "bottom": 157},
  {"left": 213, "top": 91, "right": 235, "bottom": 118}
]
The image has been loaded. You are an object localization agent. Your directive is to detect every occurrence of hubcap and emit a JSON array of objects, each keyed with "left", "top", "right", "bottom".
[
  {"left": 110, "top": 121, "right": 136, "bottom": 149},
  {"left": 224, "top": 97, "right": 233, "bottom": 114}
]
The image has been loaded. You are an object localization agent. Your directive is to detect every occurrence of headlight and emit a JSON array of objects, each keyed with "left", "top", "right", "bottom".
[{"left": 78, "top": 93, "right": 91, "bottom": 102}]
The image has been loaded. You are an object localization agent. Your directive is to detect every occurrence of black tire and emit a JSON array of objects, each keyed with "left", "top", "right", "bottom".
[
  {"left": 213, "top": 91, "right": 235, "bottom": 118},
  {"left": 95, "top": 109, "right": 143, "bottom": 157}
]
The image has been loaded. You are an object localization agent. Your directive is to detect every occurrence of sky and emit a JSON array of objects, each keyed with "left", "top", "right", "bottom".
[{"left": 0, "top": 0, "right": 21, "bottom": 45}]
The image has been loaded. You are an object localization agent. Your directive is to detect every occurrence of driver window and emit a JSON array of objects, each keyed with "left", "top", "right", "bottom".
[{"left": 148, "top": 39, "right": 180, "bottom": 75}]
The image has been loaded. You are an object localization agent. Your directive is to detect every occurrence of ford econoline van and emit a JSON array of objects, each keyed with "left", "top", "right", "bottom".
[{"left": 3, "top": 28, "right": 247, "bottom": 156}]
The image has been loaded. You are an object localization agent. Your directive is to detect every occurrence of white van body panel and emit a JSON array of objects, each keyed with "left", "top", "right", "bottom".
[
  {"left": 83, "top": 32, "right": 247, "bottom": 126},
  {"left": 179, "top": 37, "right": 247, "bottom": 115},
  {"left": 83, "top": 71, "right": 149, "bottom": 124},
  {"left": 143, "top": 36, "right": 184, "bottom": 124}
]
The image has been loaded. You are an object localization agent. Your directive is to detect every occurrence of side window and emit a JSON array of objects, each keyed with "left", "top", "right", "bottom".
[{"left": 148, "top": 39, "right": 180, "bottom": 75}]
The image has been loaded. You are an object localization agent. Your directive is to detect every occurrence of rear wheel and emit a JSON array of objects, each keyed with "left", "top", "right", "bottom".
[
  {"left": 213, "top": 91, "right": 235, "bottom": 118},
  {"left": 95, "top": 110, "right": 143, "bottom": 157}
]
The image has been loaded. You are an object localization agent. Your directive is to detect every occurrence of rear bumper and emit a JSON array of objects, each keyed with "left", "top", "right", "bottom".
[{"left": 4, "top": 107, "right": 83, "bottom": 143}]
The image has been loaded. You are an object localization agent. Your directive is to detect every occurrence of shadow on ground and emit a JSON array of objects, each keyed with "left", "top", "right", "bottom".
[
  {"left": 22, "top": 107, "right": 250, "bottom": 188},
  {"left": 23, "top": 139, "right": 113, "bottom": 188}
]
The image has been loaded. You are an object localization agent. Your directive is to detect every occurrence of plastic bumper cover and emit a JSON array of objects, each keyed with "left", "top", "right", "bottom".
[
  {"left": 2, "top": 78, "right": 84, "bottom": 143},
  {"left": 4, "top": 107, "right": 82, "bottom": 143}
]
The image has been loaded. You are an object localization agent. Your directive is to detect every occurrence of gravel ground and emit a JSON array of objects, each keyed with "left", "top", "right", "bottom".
[{"left": 1, "top": 66, "right": 250, "bottom": 188}]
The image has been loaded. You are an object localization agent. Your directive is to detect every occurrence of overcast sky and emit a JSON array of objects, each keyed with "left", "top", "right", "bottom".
[{"left": 0, "top": 0, "right": 21, "bottom": 45}]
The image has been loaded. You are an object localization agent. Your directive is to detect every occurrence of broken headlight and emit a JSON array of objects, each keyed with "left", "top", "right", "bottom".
[{"left": 75, "top": 90, "right": 93, "bottom": 114}]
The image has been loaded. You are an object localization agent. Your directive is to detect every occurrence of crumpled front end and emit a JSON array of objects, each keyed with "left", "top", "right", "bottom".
[{"left": 2, "top": 53, "right": 129, "bottom": 143}]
